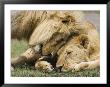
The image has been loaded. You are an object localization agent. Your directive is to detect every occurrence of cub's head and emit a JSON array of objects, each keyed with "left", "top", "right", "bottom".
[
  {"left": 56, "top": 35, "right": 90, "bottom": 72},
  {"left": 35, "top": 61, "right": 53, "bottom": 72}
]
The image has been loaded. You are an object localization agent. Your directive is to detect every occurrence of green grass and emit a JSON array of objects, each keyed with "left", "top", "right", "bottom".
[
  {"left": 11, "top": 39, "right": 100, "bottom": 77},
  {"left": 11, "top": 39, "right": 29, "bottom": 58}
]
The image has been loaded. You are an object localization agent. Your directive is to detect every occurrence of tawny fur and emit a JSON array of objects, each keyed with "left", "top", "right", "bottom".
[
  {"left": 56, "top": 21, "right": 100, "bottom": 72},
  {"left": 11, "top": 11, "right": 100, "bottom": 72},
  {"left": 35, "top": 60, "right": 53, "bottom": 72},
  {"left": 11, "top": 10, "right": 84, "bottom": 45}
]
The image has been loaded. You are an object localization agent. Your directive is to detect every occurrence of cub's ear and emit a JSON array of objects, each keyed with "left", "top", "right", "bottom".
[{"left": 79, "top": 34, "right": 89, "bottom": 49}]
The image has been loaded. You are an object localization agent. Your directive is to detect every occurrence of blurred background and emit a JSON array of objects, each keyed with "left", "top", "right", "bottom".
[{"left": 84, "top": 11, "right": 100, "bottom": 33}]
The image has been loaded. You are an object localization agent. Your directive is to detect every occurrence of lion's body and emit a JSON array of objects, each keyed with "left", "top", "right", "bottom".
[{"left": 56, "top": 28, "right": 99, "bottom": 71}]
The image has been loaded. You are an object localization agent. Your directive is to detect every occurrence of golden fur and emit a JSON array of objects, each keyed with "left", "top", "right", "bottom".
[
  {"left": 35, "top": 60, "right": 53, "bottom": 72},
  {"left": 11, "top": 11, "right": 100, "bottom": 72}
]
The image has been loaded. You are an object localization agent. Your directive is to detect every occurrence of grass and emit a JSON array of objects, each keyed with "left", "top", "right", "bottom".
[{"left": 11, "top": 39, "right": 100, "bottom": 77}]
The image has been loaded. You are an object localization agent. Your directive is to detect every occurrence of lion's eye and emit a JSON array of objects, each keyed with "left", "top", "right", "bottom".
[
  {"left": 62, "top": 20, "right": 68, "bottom": 23},
  {"left": 56, "top": 38, "right": 64, "bottom": 43},
  {"left": 67, "top": 51, "right": 71, "bottom": 55},
  {"left": 62, "top": 19, "right": 70, "bottom": 24}
]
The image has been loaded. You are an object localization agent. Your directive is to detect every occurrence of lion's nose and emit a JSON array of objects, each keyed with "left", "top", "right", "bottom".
[{"left": 54, "top": 66, "right": 63, "bottom": 72}]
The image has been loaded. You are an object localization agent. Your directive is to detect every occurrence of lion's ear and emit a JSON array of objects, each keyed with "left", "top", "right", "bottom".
[{"left": 79, "top": 34, "right": 89, "bottom": 49}]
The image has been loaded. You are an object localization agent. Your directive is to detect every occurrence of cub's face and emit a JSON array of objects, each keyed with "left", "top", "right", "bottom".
[
  {"left": 62, "top": 48, "right": 88, "bottom": 72},
  {"left": 56, "top": 35, "right": 90, "bottom": 72},
  {"left": 35, "top": 61, "right": 53, "bottom": 72}
]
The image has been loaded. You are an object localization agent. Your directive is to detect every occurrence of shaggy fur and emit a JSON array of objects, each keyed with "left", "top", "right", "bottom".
[
  {"left": 11, "top": 10, "right": 46, "bottom": 41},
  {"left": 43, "top": 20, "right": 99, "bottom": 72},
  {"left": 35, "top": 60, "right": 53, "bottom": 72},
  {"left": 11, "top": 11, "right": 100, "bottom": 72},
  {"left": 11, "top": 10, "right": 84, "bottom": 45}
]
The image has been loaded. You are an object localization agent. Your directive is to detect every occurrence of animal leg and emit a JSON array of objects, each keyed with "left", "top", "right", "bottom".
[
  {"left": 72, "top": 62, "right": 89, "bottom": 72},
  {"left": 11, "top": 48, "right": 41, "bottom": 67},
  {"left": 73, "top": 59, "right": 100, "bottom": 72},
  {"left": 85, "top": 59, "right": 100, "bottom": 69}
]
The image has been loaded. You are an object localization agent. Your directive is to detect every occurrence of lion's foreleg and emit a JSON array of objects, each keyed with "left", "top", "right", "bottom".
[
  {"left": 11, "top": 56, "right": 27, "bottom": 67},
  {"left": 72, "top": 58, "right": 100, "bottom": 72},
  {"left": 11, "top": 47, "right": 41, "bottom": 67},
  {"left": 85, "top": 58, "right": 100, "bottom": 69}
]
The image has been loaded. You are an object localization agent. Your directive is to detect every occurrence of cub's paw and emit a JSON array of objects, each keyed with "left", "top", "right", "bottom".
[
  {"left": 35, "top": 61, "right": 53, "bottom": 72},
  {"left": 73, "top": 62, "right": 89, "bottom": 72}
]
